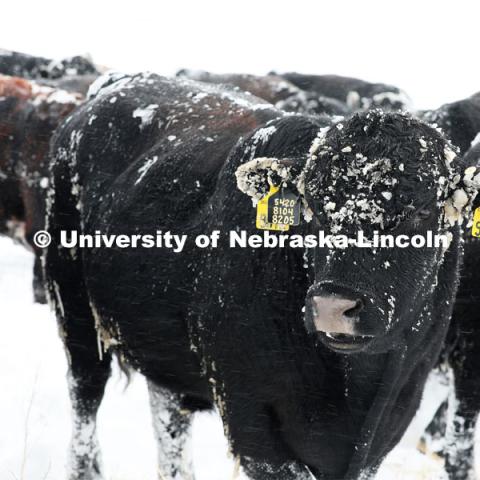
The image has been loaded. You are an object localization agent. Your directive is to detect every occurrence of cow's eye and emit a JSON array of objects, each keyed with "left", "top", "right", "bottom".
[{"left": 416, "top": 209, "right": 431, "bottom": 220}]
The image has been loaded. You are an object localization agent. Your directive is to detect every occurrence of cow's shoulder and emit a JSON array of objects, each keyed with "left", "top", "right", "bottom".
[
  {"left": 55, "top": 72, "right": 280, "bottom": 181},
  {"left": 227, "top": 113, "right": 332, "bottom": 172}
]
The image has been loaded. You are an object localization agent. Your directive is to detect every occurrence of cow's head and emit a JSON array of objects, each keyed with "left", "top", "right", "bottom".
[{"left": 236, "top": 111, "right": 480, "bottom": 355}]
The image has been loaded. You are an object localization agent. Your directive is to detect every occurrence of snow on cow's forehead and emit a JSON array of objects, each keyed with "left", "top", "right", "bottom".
[{"left": 303, "top": 111, "right": 456, "bottom": 233}]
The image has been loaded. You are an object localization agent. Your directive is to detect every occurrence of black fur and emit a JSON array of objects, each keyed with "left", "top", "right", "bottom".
[
  {"left": 177, "top": 69, "right": 350, "bottom": 116},
  {"left": 0, "top": 49, "right": 99, "bottom": 94},
  {"left": 276, "top": 72, "right": 410, "bottom": 111},
  {"left": 420, "top": 93, "right": 480, "bottom": 156}
]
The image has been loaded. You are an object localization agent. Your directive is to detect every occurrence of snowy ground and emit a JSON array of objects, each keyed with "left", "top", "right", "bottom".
[{"left": 0, "top": 236, "right": 471, "bottom": 480}]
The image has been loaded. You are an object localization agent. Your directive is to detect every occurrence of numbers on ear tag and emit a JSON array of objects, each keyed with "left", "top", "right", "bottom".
[
  {"left": 472, "top": 207, "right": 480, "bottom": 238},
  {"left": 256, "top": 185, "right": 300, "bottom": 231}
]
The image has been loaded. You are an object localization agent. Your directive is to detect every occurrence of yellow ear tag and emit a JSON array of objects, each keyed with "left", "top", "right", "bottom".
[
  {"left": 472, "top": 207, "right": 480, "bottom": 238},
  {"left": 256, "top": 185, "right": 290, "bottom": 231}
]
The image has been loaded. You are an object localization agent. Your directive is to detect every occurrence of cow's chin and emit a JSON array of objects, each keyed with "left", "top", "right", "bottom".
[{"left": 317, "top": 331, "right": 374, "bottom": 354}]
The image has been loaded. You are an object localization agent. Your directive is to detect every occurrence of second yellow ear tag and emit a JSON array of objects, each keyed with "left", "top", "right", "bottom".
[
  {"left": 256, "top": 185, "right": 290, "bottom": 231},
  {"left": 472, "top": 207, "right": 480, "bottom": 238}
]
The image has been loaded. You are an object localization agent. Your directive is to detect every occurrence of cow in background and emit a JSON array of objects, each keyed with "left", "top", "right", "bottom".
[
  {"left": 0, "top": 49, "right": 100, "bottom": 95},
  {"left": 416, "top": 94, "right": 480, "bottom": 478},
  {"left": 0, "top": 74, "right": 82, "bottom": 302},
  {"left": 420, "top": 92, "right": 480, "bottom": 156},
  {"left": 276, "top": 71, "right": 411, "bottom": 111},
  {"left": 176, "top": 69, "right": 350, "bottom": 116}
]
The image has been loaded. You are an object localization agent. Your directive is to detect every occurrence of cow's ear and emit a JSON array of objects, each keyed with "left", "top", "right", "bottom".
[
  {"left": 444, "top": 144, "right": 480, "bottom": 226},
  {"left": 235, "top": 157, "right": 304, "bottom": 204}
]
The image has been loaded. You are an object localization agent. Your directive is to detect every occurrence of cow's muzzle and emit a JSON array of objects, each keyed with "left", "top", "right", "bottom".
[{"left": 306, "top": 286, "right": 375, "bottom": 353}]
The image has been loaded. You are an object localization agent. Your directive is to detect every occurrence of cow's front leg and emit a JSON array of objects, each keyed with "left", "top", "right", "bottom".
[{"left": 147, "top": 381, "right": 195, "bottom": 480}]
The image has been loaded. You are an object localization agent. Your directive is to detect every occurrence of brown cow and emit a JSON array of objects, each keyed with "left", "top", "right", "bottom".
[{"left": 0, "top": 74, "right": 82, "bottom": 302}]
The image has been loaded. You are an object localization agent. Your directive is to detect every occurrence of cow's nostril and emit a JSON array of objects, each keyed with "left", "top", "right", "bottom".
[{"left": 343, "top": 299, "right": 364, "bottom": 318}]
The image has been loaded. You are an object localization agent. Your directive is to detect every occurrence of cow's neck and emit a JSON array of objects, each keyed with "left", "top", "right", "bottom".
[{"left": 343, "top": 231, "right": 462, "bottom": 477}]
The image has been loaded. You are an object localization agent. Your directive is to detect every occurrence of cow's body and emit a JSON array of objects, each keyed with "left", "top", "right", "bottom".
[
  {"left": 442, "top": 205, "right": 480, "bottom": 478},
  {"left": 0, "top": 75, "right": 82, "bottom": 301},
  {"left": 45, "top": 73, "right": 477, "bottom": 479},
  {"left": 177, "top": 69, "right": 350, "bottom": 116},
  {"left": 419, "top": 139, "right": 480, "bottom": 479},
  {"left": 277, "top": 72, "right": 411, "bottom": 111},
  {"left": 46, "top": 73, "right": 293, "bottom": 479},
  {"left": 0, "top": 49, "right": 99, "bottom": 94},
  {"left": 420, "top": 93, "right": 480, "bottom": 157}
]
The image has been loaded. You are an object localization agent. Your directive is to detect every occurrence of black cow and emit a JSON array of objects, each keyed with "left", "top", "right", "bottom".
[
  {"left": 416, "top": 96, "right": 480, "bottom": 478},
  {"left": 436, "top": 142, "right": 480, "bottom": 478},
  {"left": 420, "top": 92, "right": 480, "bottom": 157},
  {"left": 177, "top": 69, "right": 350, "bottom": 116},
  {"left": 418, "top": 153, "right": 480, "bottom": 479},
  {"left": 0, "top": 74, "right": 82, "bottom": 302},
  {"left": 276, "top": 72, "right": 411, "bottom": 111},
  {"left": 0, "top": 49, "right": 99, "bottom": 95},
  {"left": 44, "top": 73, "right": 478, "bottom": 479}
]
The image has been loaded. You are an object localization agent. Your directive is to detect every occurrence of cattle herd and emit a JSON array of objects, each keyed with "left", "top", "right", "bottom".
[{"left": 1, "top": 49, "right": 480, "bottom": 480}]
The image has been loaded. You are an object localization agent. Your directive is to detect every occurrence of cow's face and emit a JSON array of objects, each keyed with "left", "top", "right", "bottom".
[
  {"left": 237, "top": 111, "right": 480, "bottom": 354},
  {"left": 300, "top": 112, "right": 476, "bottom": 353}
]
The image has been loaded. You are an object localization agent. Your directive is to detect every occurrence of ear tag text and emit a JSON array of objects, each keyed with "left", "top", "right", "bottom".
[
  {"left": 256, "top": 185, "right": 300, "bottom": 231},
  {"left": 472, "top": 207, "right": 480, "bottom": 238}
]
